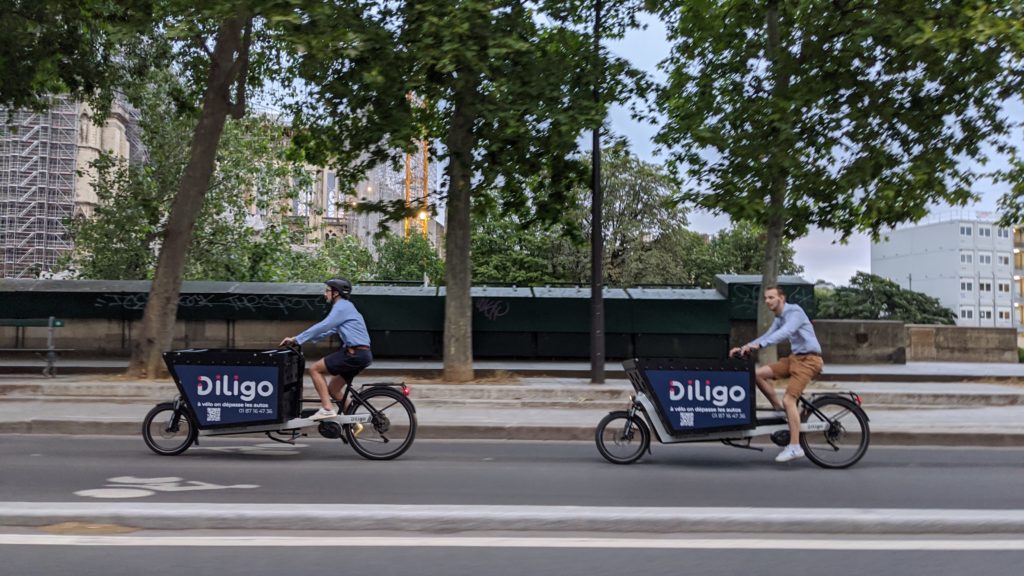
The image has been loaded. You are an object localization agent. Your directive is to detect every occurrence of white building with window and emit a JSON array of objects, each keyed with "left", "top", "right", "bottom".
[{"left": 870, "top": 213, "right": 1017, "bottom": 331}]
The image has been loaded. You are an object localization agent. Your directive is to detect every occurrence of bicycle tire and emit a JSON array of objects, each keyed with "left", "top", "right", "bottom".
[
  {"left": 595, "top": 411, "right": 650, "bottom": 465},
  {"left": 344, "top": 387, "right": 417, "bottom": 461},
  {"left": 142, "top": 402, "right": 197, "bottom": 456},
  {"left": 800, "top": 396, "right": 870, "bottom": 469}
]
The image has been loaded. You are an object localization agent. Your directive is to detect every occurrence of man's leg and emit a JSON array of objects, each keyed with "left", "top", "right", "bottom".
[
  {"left": 755, "top": 364, "right": 785, "bottom": 411},
  {"left": 782, "top": 356, "right": 823, "bottom": 448},
  {"left": 328, "top": 375, "right": 350, "bottom": 411},
  {"left": 309, "top": 359, "right": 335, "bottom": 411}
]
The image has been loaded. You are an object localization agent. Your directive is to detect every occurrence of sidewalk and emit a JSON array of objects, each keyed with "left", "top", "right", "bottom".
[{"left": 1, "top": 360, "right": 1023, "bottom": 446}]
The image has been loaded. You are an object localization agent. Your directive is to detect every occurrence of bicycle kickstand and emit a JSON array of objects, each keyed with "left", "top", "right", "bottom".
[{"left": 722, "top": 438, "right": 763, "bottom": 452}]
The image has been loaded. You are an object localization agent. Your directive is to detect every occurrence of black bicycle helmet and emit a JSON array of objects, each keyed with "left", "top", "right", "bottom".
[{"left": 325, "top": 278, "right": 353, "bottom": 298}]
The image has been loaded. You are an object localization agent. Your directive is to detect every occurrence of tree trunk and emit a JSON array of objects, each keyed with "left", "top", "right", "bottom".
[
  {"left": 442, "top": 77, "right": 480, "bottom": 382},
  {"left": 127, "top": 15, "right": 251, "bottom": 378},
  {"left": 757, "top": 0, "right": 790, "bottom": 366}
]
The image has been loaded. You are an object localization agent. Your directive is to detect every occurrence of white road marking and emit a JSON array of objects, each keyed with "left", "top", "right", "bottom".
[
  {"left": 1, "top": 534, "right": 1023, "bottom": 550},
  {"left": 74, "top": 477, "right": 259, "bottom": 499},
  {"left": 72, "top": 489, "right": 154, "bottom": 499}
]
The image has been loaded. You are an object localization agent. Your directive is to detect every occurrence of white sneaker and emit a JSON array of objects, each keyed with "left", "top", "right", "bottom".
[
  {"left": 775, "top": 445, "right": 804, "bottom": 463},
  {"left": 310, "top": 407, "right": 338, "bottom": 421}
]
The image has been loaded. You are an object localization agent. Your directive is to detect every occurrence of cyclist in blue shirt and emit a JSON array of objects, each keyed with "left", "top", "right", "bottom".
[
  {"left": 280, "top": 278, "right": 372, "bottom": 421},
  {"left": 730, "top": 285, "right": 823, "bottom": 463}
]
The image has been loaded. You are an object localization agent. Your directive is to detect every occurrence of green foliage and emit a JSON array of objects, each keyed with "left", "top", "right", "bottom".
[
  {"left": 285, "top": 0, "right": 643, "bottom": 232},
  {"left": 373, "top": 234, "right": 445, "bottom": 284},
  {"left": 62, "top": 69, "right": 316, "bottom": 282},
  {"left": 653, "top": 0, "right": 1023, "bottom": 242},
  {"left": 816, "top": 272, "right": 956, "bottom": 325},
  {"left": 281, "top": 235, "right": 374, "bottom": 283},
  {"left": 471, "top": 213, "right": 578, "bottom": 285},
  {"left": 62, "top": 154, "right": 163, "bottom": 280},
  {"left": 643, "top": 223, "right": 803, "bottom": 288},
  {"left": 0, "top": 0, "right": 159, "bottom": 114},
  {"left": 469, "top": 146, "right": 803, "bottom": 287}
]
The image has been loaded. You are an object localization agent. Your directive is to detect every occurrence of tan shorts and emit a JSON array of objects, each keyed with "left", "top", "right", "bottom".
[{"left": 768, "top": 354, "right": 824, "bottom": 397}]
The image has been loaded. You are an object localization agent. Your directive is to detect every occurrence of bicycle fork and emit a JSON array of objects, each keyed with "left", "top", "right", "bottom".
[{"left": 625, "top": 397, "right": 652, "bottom": 454}]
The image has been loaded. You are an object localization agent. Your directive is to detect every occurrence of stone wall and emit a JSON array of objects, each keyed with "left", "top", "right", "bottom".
[
  {"left": 906, "top": 324, "right": 1018, "bottom": 363},
  {"left": 731, "top": 319, "right": 1016, "bottom": 364},
  {"left": 815, "top": 320, "right": 908, "bottom": 364}
]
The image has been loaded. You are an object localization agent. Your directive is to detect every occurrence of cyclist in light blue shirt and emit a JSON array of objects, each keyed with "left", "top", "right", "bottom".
[
  {"left": 730, "top": 285, "right": 823, "bottom": 463},
  {"left": 280, "top": 278, "right": 372, "bottom": 421}
]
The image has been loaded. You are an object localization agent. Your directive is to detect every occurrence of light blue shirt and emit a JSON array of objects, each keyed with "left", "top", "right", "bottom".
[
  {"left": 295, "top": 299, "right": 371, "bottom": 348},
  {"left": 749, "top": 302, "right": 821, "bottom": 355}
]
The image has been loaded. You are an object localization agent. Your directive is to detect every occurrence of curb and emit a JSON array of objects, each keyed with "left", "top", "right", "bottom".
[
  {"left": 4, "top": 363, "right": 1024, "bottom": 384},
  {"left": 1, "top": 420, "right": 1022, "bottom": 447},
  {"left": 3, "top": 503, "right": 1024, "bottom": 534}
]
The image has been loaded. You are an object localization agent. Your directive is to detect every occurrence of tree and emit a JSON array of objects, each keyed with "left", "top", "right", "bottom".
[
  {"left": 645, "top": 223, "right": 803, "bottom": 288},
  {"left": 653, "top": 0, "right": 1023, "bottom": 360},
  {"left": 586, "top": 144, "right": 687, "bottom": 286},
  {"left": 288, "top": 1, "right": 640, "bottom": 380},
  {"left": 817, "top": 272, "right": 956, "bottom": 325},
  {"left": 63, "top": 69, "right": 310, "bottom": 282},
  {"left": 283, "top": 235, "right": 374, "bottom": 283},
  {"left": 471, "top": 214, "right": 575, "bottom": 286},
  {"left": 130, "top": 2, "right": 310, "bottom": 377},
  {"left": 0, "top": 0, "right": 155, "bottom": 113},
  {"left": 2, "top": 1, "right": 372, "bottom": 376},
  {"left": 469, "top": 148, "right": 803, "bottom": 288},
  {"left": 470, "top": 145, "right": 689, "bottom": 287},
  {"left": 373, "top": 234, "right": 445, "bottom": 284}
]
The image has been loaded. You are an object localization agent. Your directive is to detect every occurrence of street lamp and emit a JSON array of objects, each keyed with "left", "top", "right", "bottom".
[{"left": 590, "top": 0, "right": 605, "bottom": 384}]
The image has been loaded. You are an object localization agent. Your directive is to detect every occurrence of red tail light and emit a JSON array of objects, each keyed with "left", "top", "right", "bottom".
[
  {"left": 402, "top": 384, "right": 410, "bottom": 396},
  {"left": 852, "top": 393, "right": 862, "bottom": 406}
]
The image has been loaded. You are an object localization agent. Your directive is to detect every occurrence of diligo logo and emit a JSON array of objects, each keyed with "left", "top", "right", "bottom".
[
  {"left": 669, "top": 378, "right": 746, "bottom": 407},
  {"left": 197, "top": 374, "right": 274, "bottom": 401}
]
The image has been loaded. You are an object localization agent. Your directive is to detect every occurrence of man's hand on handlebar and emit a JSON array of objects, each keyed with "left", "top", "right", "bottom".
[
  {"left": 279, "top": 336, "right": 298, "bottom": 347},
  {"left": 729, "top": 343, "right": 759, "bottom": 358}
]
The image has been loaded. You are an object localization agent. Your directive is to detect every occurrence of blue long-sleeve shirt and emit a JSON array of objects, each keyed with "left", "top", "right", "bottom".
[
  {"left": 295, "top": 299, "right": 371, "bottom": 348},
  {"left": 748, "top": 302, "right": 821, "bottom": 355}
]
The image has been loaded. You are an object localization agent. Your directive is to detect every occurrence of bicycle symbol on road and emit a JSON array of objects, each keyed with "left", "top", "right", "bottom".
[{"left": 75, "top": 476, "right": 259, "bottom": 499}]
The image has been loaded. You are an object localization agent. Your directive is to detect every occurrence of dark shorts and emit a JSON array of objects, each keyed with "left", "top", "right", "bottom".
[{"left": 324, "top": 347, "right": 373, "bottom": 384}]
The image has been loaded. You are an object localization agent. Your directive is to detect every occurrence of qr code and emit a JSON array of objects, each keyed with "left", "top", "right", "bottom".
[
  {"left": 678, "top": 412, "right": 694, "bottom": 427},
  {"left": 206, "top": 407, "right": 221, "bottom": 422}
]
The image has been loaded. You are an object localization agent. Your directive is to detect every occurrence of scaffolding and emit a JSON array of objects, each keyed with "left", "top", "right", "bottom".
[{"left": 0, "top": 97, "right": 80, "bottom": 278}]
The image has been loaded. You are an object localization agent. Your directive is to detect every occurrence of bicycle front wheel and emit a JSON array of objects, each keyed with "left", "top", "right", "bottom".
[
  {"left": 345, "top": 388, "right": 417, "bottom": 460},
  {"left": 142, "top": 402, "right": 197, "bottom": 456},
  {"left": 800, "top": 396, "right": 870, "bottom": 469},
  {"left": 595, "top": 411, "right": 650, "bottom": 465}
]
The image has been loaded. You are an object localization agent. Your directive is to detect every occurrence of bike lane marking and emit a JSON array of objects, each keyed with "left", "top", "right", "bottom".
[{"left": 74, "top": 476, "right": 258, "bottom": 499}]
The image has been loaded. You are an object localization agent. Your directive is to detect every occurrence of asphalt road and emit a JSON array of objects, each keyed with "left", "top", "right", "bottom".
[{"left": 0, "top": 435, "right": 1022, "bottom": 509}]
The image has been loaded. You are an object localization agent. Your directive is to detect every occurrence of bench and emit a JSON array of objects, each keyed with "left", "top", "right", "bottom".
[{"left": 0, "top": 317, "right": 73, "bottom": 377}]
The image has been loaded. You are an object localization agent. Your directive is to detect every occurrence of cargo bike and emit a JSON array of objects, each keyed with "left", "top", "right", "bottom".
[
  {"left": 142, "top": 347, "right": 416, "bottom": 460},
  {"left": 595, "top": 357, "right": 870, "bottom": 469}
]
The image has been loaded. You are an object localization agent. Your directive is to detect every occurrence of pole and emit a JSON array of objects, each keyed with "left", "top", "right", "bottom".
[{"left": 590, "top": 0, "right": 604, "bottom": 384}]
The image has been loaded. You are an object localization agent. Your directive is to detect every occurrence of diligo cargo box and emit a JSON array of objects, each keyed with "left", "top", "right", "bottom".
[
  {"left": 623, "top": 357, "right": 756, "bottom": 436},
  {"left": 163, "top": 348, "right": 304, "bottom": 429}
]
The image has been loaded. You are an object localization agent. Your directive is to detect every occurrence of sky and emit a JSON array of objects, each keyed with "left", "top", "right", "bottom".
[{"left": 604, "top": 15, "right": 1016, "bottom": 287}]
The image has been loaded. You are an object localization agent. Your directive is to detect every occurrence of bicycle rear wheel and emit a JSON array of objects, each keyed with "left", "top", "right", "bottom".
[
  {"left": 595, "top": 411, "right": 650, "bottom": 465},
  {"left": 345, "top": 387, "right": 417, "bottom": 460},
  {"left": 800, "top": 396, "right": 870, "bottom": 469},
  {"left": 142, "top": 402, "right": 197, "bottom": 456}
]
